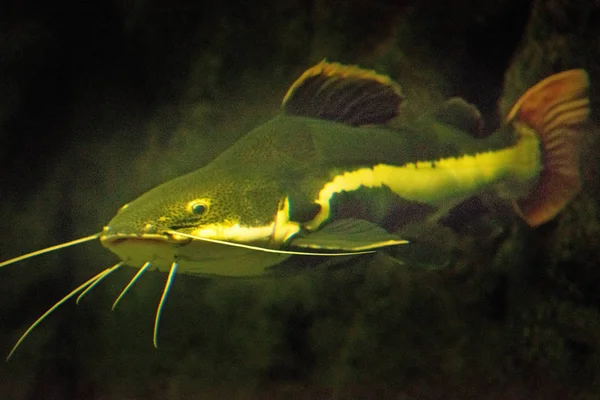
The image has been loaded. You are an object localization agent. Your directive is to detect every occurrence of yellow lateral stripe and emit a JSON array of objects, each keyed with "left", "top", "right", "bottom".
[
  {"left": 191, "top": 223, "right": 276, "bottom": 243},
  {"left": 305, "top": 134, "right": 541, "bottom": 231},
  {"left": 190, "top": 197, "right": 300, "bottom": 245}
]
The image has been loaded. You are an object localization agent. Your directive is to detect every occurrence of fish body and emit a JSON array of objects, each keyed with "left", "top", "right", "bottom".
[
  {"left": 101, "top": 61, "right": 590, "bottom": 276},
  {"left": 0, "top": 60, "right": 590, "bottom": 358}
]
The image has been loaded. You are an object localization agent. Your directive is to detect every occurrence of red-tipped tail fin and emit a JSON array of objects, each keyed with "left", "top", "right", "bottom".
[{"left": 507, "top": 69, "right": 590, "bottom": 227}]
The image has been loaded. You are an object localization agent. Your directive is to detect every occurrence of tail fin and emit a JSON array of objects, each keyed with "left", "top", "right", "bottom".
[{"left": 507, "top": 69, "right": 590, "bottom": 227}]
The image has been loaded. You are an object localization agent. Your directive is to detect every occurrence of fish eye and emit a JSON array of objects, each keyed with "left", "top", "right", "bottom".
[{"left": 187, "top": 199, "right": 210, "bottom": 216}]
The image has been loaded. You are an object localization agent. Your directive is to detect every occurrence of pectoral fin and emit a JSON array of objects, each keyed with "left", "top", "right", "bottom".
[{"left": 289, "top": 219, "right": 408, "bottom": 252}]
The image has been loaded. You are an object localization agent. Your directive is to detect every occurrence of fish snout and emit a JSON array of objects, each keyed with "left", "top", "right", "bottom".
[{"left": 101, "top": 220, "right": 162, "bottom": 238}]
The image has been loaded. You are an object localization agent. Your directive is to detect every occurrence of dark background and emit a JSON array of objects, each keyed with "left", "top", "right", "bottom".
[{"left": 1, "top": 0, "right": 599, "bottom": 398}]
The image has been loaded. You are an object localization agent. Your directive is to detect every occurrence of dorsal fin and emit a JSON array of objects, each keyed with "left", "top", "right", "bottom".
[
  {"left": 282, "top": 60, "right": 404, "bottom": 126},
  {"left": 431, "top": 97, "right": 484, "bottom": 137}
]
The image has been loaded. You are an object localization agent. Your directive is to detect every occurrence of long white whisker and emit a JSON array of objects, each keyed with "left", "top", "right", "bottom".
[
  {"left": 0, "top": 233, "right": 101, "bottom": 268},
  {"left": 112, "top": 261, "right": 152, "bottom": 311},
  {"left": 166, "top": 230, "right": 389, "bottom": 256},
  {"left": 76, "top": 262, "right": 124, "bottom": 304},
  {"left": 6, "top": 262, "right": 122, "bottom": 361},
  {"left": 153, "top": 261, "right": 178, "bottom": 348}
]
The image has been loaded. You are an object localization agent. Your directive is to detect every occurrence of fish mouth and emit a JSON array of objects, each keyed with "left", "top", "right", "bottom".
[
  {"left": 99, "top": 228, "right": 193, "bottom": 272},
  {"left": 99, "top": 230, "right": 192, "bottom": 249}
]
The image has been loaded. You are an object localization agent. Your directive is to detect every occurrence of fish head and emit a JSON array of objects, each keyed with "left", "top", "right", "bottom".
[{"left": 100, "top": 166, "right": 295, "bottom": 276}]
